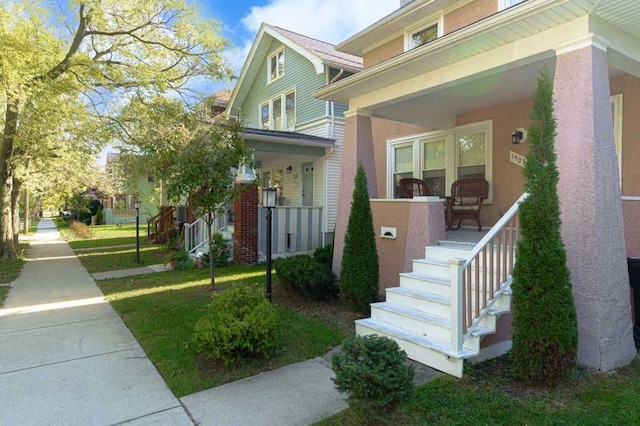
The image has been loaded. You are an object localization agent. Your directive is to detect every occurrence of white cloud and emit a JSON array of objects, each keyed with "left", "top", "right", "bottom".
[{"left": 225, "top": 0, "right": 398, "bottom": 74}]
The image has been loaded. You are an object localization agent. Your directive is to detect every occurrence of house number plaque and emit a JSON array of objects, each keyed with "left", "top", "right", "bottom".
[{"left": 510, "top": 151, "right": 526, "bottom": 168}]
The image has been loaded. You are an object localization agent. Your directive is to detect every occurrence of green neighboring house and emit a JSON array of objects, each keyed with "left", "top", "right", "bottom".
[{"left": 217, "top": 24, "right": 362, "bottom": 262}]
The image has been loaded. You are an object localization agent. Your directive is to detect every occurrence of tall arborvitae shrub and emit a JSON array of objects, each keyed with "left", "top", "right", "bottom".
[
  {"left": 340, "top": 163, "right": 379, "bottom": 313},
  {"left": 510, "top": 66, "right": 578, "bottom": 386}
]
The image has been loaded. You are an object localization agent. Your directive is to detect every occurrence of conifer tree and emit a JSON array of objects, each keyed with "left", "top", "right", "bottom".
[
  {"left": 510, "top": 66, "right": 578, "bottom": 385},
  {"left": 340, "top": 163, "right": 379, "bottom": 313}
]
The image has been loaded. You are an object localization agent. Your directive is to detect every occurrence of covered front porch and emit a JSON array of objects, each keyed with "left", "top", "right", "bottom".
[{"left": 317, "top": 0, "right": 640, "bottom": 374}]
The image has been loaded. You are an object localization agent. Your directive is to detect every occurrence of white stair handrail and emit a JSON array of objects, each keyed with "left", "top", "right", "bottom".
[{"left": 450, "top": 192, "right": 527, "bottom": 353}]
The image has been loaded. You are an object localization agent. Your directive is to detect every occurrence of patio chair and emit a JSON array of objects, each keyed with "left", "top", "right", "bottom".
[
  {"left": 398, "top": 178, "right": 430, "bottom": 198},
  {"left": 445, "top": 178, "right": 489, "bottom": 231}
]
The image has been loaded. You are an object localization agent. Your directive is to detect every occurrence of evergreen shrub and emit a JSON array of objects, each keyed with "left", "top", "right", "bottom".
[
  {"left": 313, "top": 244, "right": 333, "bottom": 267},
  {"left": 193, "top": 284, "right": 280, "bottom": 364},
  {"left": 274, "top": 254, "right": 337, "bottom": 300},
  {"left": 95, "top": 206, "right": 103, "bottom": 226},
  {"left": 339, "top": 163, "right": 379, "bottom": 313},
  {"left": 510, "top": 66, "right": 578, "bottom": 386},
  {"left": 332, "top": 335, "right": 414, "bottom": 418}
]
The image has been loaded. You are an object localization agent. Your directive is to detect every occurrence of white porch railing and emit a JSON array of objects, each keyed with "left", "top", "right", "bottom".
[
  {"left": 449, "top": 193, "right": 527, "bottom": 353},
  {"left": 258, "top": 206, "right": 323, "bottom": 257},
  {"left": 184, "top": 218, "right": 208, "bottom": 256}
]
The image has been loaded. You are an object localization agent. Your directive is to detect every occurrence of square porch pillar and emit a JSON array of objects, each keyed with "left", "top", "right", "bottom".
[
  {"left": 233, "top": 184, "right": 258, "bottom": 264},
  {"left": 332, "top": 109, "right": 378, "bottom": 276},
  {"left": 553, "top": 40, "right": 636, "bottom": 370}
]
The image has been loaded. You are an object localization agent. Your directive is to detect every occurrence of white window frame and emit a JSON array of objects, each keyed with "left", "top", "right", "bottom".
[
  {"left": 267, "top": 48, "right": 285, "bottom": 83},
  {"left": 498, "top": 0, "right": 526, "bottom": 11},
  {"left": 404, "top": 12, "right": 444, "bottom": 52},
  {"left": 259, "top": 89, "right": 296, "bottom": 131},
  {"left": 387, "top": 120, "right": 493, "bottom": 201}
]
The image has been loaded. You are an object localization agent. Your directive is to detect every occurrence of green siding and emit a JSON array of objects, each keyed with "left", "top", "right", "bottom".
[{"left": 241, "top": 39, "right": 328, "bottom": 129}]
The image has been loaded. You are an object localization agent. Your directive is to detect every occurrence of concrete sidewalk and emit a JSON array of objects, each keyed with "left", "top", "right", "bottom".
[
  {"left": 0, "top": 218, "right": 355, "bottom": 425},
  {"left": 0, "top": 219, "right": 193, "bottom": 425}
]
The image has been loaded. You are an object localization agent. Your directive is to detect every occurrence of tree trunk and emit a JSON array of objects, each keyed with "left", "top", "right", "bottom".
[
  {"left": 0, "top": 101, "right": 19, "bottom": 259},
  {"left": 23, "top": 186, "right": 29, "bottom": 235},
  {"left": 12, "top": 176, "right": 22, "bottom": 247},
  {"left": 206, "top": 213, "right": 216, "bottom": 291}
]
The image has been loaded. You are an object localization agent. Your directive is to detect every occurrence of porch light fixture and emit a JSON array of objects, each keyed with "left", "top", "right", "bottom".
[
  {"left": 262, "top": 187, "right": 277, "bottom": 302},
  {"left": 511, "top": 128, "right": 526, "bottom": 144},
  {"left": 286, "top": 165, "right": 292, "bottom": 174},
  {"left": 133, "top": 200, "right": 141, "bottom": 263}
]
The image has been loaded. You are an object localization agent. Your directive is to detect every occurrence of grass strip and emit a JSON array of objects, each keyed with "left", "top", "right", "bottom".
[
  {"left": 76, "top": 245, "right": 168, "bottom": 274},
  {"left": 98, "top": 265, "right": 349, "bottom": 397}
]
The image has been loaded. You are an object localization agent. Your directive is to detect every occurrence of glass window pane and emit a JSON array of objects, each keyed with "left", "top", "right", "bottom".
[
  {"left": 393, "top": 172, "right": 414, "bottom": 198},
  {"left": 422, "top": 139, "right": 446, "bottom": 170},
  {"left": 411, "top": 24, "right": 438, "bottom": 49},
  {"left": 278, "top": 51, "right": 285, "bottom": 77},
  {"left": 457, "top": 132, "right": 485, "bottom": 167},
  {"left": 458, "top": 165, "right": 485, "bottom": 180},
  {"left": 286, "top": 93, "right": 295, "bottom": 129},
  {"left": 422, "top": 170, "right": 446, "bottom": 196},
  {"left": 394, "top": 145, "right": 413, "bottom": 173},
  {"left": 261, "top": 105, "right": 270, "bottom": 130},
  {"left": 270, "top": 56, "right": 277, "bottom": 80},
  {"left": 273, "top": 98, "right": 282, "bottom": 130}
]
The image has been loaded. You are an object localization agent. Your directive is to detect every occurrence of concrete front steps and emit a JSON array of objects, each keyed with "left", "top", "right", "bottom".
[{"left": 356, "top": 241, "right": 512, "bottom": 378}]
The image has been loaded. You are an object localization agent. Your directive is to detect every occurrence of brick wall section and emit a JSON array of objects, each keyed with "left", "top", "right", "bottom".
[{"left": 233, "top": 184, "right": 258, "bottom": 264}]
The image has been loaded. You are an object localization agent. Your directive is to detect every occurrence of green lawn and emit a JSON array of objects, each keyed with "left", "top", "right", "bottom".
[
  {"left": 0, "top": 243, "right": 27, "bottom": 284},
  {"left": 318, "top": 355, "right": 640, "bottom": 425},
  {"left": 97, "top": 265, "right": 353, "bottom": 397},
  {"left": 56, "top": 220, "right": 144, "bottom": 249},
  {"left": 76, "top": 245, "right": 168, "bottom": 273}
]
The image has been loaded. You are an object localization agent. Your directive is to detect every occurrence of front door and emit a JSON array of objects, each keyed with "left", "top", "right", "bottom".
[{"left": 302, "top": 162, "right": 314, "bottom": 207}]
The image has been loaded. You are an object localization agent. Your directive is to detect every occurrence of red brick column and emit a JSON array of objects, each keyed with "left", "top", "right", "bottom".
[{"left": 233, "top": 184, "right": 258, "bottom": 264}]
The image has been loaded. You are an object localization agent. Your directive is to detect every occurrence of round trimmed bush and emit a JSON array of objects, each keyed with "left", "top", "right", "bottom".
[{"left": 193, "top": 284, "right": 280, "bottom": 364}]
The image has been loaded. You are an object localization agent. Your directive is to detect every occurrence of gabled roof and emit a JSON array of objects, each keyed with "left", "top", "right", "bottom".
[{"left": 227, "top": 23, "right": 362, "bottom": 116}]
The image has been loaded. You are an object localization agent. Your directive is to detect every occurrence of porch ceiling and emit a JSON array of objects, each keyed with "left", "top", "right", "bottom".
[{"left": 315, "top": 0, "right": 640, "bottom": 129}]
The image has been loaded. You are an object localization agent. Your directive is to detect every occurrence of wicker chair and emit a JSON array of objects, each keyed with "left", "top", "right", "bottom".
[
  {"left": 445, "top": 178, "right": 489, "bottom": 231},
  {"left": 398, "top": 178, "right": 430, "bottom": 198}
]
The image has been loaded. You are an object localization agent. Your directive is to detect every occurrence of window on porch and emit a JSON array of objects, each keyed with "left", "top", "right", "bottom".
[{"left": 389, "top": 121, "right": 493, "bottom": 199}]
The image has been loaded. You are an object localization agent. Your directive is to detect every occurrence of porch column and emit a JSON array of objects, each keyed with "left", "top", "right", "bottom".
[
  {"left": 553, "top": 39, "right": 636, "bottom": 370},
  {"left": 332, "top": 109, "right": 377, "bottom": 276},
  {"left": 233, "top": 183, "right": 258, "bottom": 265}
]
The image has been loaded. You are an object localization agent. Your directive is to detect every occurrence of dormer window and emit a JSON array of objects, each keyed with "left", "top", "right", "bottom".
[
  {"left": 268, "top": 48, "right": 285, "bottom": 82},
  {"left": 405, "top": 14, "right": 443, "bottom": 51}
]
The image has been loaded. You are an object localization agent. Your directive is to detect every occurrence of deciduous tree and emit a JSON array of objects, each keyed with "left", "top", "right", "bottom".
[{"left": 0, "top": 0, "right": 231, "bottom": 258}]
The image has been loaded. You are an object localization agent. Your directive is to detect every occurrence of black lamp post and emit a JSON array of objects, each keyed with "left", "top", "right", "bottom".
[
  {"left": 262, "top": 187, "right": 277, "bottom": 302},
  {"left": 134, "top": 200, "right": 141, "bottom": 263}
]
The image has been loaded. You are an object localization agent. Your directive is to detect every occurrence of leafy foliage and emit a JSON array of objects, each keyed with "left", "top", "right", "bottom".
[
  {"left": 68, "top": 221, "right": 94, "bottom": 239},
  {"left": 332, "top": 335, "right": 414, "bottom": 418},
  {"left": 313, "top": 244, "right": 334, "bottom": 268},
  {"left": 510, "top": 66, "right": 578, "bottom": 386},
  {"left": 175, "top": 248, "right": 195, "bottom": 271},
  {"left": 203, "top": 233, "right": 231, "bottom": 267},
  {"left": 193, "top": 284, "right": 280, "bottom": 365},
  {"left": 339, "top": 163, "right": 379, "bottom": 313},
  {"left": 0, "top": 0, "right": 231, "bottom": 259},
  {"left": 274, "top": 254, "right": 337, "bottom": 300}
]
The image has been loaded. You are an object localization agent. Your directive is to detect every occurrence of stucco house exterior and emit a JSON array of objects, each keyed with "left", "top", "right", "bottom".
[
  {"left": 214, "top": 24, "right": 362, "bottom": 263},
  {"left": 316, "top": 0, "right": 638, "bottom": 376}
]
